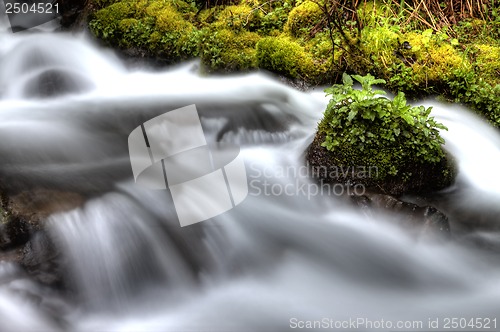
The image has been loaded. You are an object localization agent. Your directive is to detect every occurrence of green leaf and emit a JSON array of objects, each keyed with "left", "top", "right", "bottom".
[
  {"left": 393, "top": 92, "right": 407, "bottom": 109},
  {"left": 347, "top": 110, "right": 357, "bottom": 122},
  {"left": 434, "top": 123, "right": 448, "bottom": 130},
  {"left": 373, "top": 89, "right": 387, "bottom": 96},
  {"left": 362, "top": 109, "right": 376, "bottom": 121},
  {"left": 371, "top": 78, "right": 387, "bottom": 85},
  {"left": 342, "top": 73, "right": 353, "bottom": 86},
  {"left": 351, "top": 74, "right": 365, "bottom": 85},
  {"left": 401, "top": 113, "right": 414, "bottom": 125}
]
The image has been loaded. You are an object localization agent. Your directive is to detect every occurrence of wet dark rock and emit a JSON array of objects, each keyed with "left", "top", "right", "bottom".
[
  {"left": 307, "top": 134, "right": 456, "bottom": 196},
  {"left": 58, "top": 0, "right": 90, "bottom": 29},
  {"left": 0, "top": 214, "right": 30, "bottom": 250},
  {"left": 4, "top": 189, "right": 84, "bottom": 227},
  {"left": 0, "top": 247, "right": 23, "bottom": 263},
  {"left": 0, "top": 189, "right": 84, "bottom": 286},
  {"left": 351, "top": 193, "right": 450, "bottom": 238},
  {"left": 22, "top": 231, "right": 65, "bottom": 289}
]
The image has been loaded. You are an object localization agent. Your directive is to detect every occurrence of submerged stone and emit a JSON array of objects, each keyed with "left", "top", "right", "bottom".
[
  {"left": 351, "top": 192, "right": 451, "bottom": 239},
  {"left": 23, "top": 68, "right": 94, "bottom": 99}
]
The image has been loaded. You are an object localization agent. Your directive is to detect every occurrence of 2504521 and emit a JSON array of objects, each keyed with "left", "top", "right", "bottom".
[
  {"left": 5, "top": 2, "right": 59, "bottom": 14},
  {"left": 443, "top": 317, "right": 497, "bottom": 329}
]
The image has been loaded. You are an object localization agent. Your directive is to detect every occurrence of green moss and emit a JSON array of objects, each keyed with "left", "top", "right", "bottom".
[
  {"left": 90, "top": 2, "right": 136, "bottom": 41},
  {"left": 239, "top": 0, "right": 294, "bottom": 34},
  {"left": 301, "top": 32, "right": 335, "bottom": 82},
  {"left": 347, "top": 26, "right": 401, "bottom": 83},
  {"left": 154, "top": 5, "right": 193, "bottom": 31},
  {"left": 455, "top": 19, "right": 493, "bottom": 44},
  {"left": 240, "top": 0, "right": 270, "bottom": 8},
  {"left": 144, "top": 1, "right": 169, "bottom": 16},
  {"left": 258, "top": 4, "right": 291, "bottom": 34},
  {"left": 368, "top": 29, "right": 471, "bottom": 95},
  {"left": 117, "top": 18, "right": 148, "bottom": 48},
  {"left": 199, "top": 28, "right": 260, "bottom": 72},
  {"left": 284, "top": 1, "right": 323, "bottom": 38},
  {"left": 446, "top": 69, "right": 500, "bottom": 126},
  {"left": 196, "top": 8, "right": 219, "bottom": 29},
  {"left": 148, "top": 30, "right": 162, "bottom": 48},
  {"left": 404, "top": 31, "right": 467, "bottom": 85},
  {"left": 89, "top": 0, "right": 198, "bottom": 61},
  {"left": 305, "top": 31, "right": 332, "bottom": 56},
  {"left": 212, "top": 5, "right": 261, "bottom": 32},
  {"left": 256, "top": 36, "right": 316, "bottom": 80},
  {"left": 473, "top": 44, "right": 500, "bottom": 86},
  {"left": 143, "top": 0, "right": 194, "bottom": 15},
  {"left": 93, "top": 0, "right": 123, "bottom": 9}
]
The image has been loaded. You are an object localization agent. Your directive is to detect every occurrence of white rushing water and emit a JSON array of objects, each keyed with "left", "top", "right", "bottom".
[{"left": 0, "top": 10, "right": 500, "bottom": 332}]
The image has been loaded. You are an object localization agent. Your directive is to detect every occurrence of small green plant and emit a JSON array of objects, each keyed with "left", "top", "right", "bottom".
[
  {"left": 446, "top": 69, "right": 500, "bottom": 126},
  {"left": 319, "top": 73, "right": 448, "bottom": 180},
  {"left": 258, "top": 1, "right": 292, "bottom": 34},
  {"left": 199, "top": 28, "right": 260, "bottom": 72}
]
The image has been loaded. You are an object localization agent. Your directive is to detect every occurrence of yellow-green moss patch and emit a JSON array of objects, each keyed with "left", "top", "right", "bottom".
[
  {"left": 284, "top": 1, "right": 323, "bottom": 38},
  {"left": 199, "top": 28, "right": 261, "bottom": 72},
  {"left": 256, "top": 36, "right": 316, "bottom": 80}
]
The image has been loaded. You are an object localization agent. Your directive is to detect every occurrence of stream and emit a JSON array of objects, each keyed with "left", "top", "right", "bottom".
[{"left": 0, "top": 8, "right": 500, "bottom": 332}]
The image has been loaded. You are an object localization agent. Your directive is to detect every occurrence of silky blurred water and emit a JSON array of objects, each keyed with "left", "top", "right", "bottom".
[{"left": 0, "top": 8, "right": 500, "bottom": 332}]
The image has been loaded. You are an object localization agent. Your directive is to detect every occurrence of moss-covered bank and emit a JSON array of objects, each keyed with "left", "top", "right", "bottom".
[{"left": 87, "top": 0, "right": 500, "bottom": 126}]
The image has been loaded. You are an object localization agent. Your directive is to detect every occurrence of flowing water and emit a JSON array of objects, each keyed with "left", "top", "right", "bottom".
[{"left": 0, "top": 9, "right": 500, "bottom": 332}]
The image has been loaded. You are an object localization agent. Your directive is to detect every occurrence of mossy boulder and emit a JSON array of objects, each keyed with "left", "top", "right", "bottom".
[
  {"left": 307, "top": 133, "right": 455, "bottom": 195},
  {"left": 256, "top": 36, "right": 316, "bottom": 80},
  {"left": 89, "top": 0, "right": 199, "bottom": 61},
  {"left": 283, "top": 0, "right": 323, "bottom": 38},
  {"left": 306, "top": 74, "right": 456, "bottom": 196}
]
